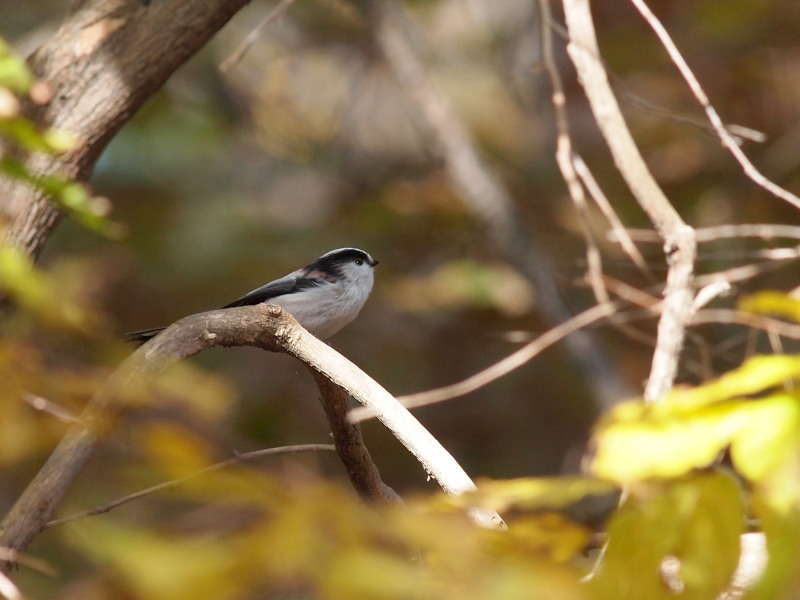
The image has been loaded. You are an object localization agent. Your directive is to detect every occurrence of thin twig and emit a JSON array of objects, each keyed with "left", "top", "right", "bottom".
[
  {"left": 628, "top": 0, "right": 800, "bottom": 211},
  {"left": 22, "top": 392, "right": 80, "bottom": 423},
  {"left": 369, "top": 0, "right": 630, "bottom": 409},
  {"left": 538, "top": 0, "right": 608, "bottom": 306},
  {"left": 617, "top": 224, "right": 800, "bottom": 243},
  {"left": 564, "top": 0, "right": 697, "bottom": 402},
  {"left": 350, "top": 301, "right": 620, "bottom": 421},
  {"left": 0, "top": 547, "right": 56, "bottom": 578},
  {"left": 46, "top": 444, "right": 336, "bottom": 528},
  {"left": 219, "top": 0, "right": 298, "bottom": 72},
  {"left": 0, "top": 571, "right": 21, "bottom": 600},
  {"left": 572, "top": 154, "right": 654, "bottom": 281},
  {"left": 546, "top": 20, "right": 765, "bottom": 145}
]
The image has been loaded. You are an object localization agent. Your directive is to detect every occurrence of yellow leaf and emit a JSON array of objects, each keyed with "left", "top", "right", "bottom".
[{"left": 739, "top": 290, "right": 800, "bottom": 323}]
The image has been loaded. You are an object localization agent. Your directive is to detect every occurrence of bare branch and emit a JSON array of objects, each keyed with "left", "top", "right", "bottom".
[
  {"left": 617, "top": 224, "right": 800, "bottom": 243},
  {"left": 309, "top": 371, "right": 401, "bottom": 503},
  {"left": 0, "top": 305, "right": 503, "bottom": 570},
  {"left": 219, "top": 0, "right": 297, "bottom": 72},
  {"left": 46, "top": 444, "right": 337, "bottom": 528},
  {"left": 350, "top": 301, "right": 619, "bottom": 420},
  {"left": 22, "top": 392, "right": 80, "bottom": 423},
  {"left": 572, "top": 154, "right": 653, "bottom": 281},
  {"left": 563, "top": 0, "right": 697, "bottom": 402},
  {"left": 369, "top": 0, "right": 630, "bottom": 409},
  {"left": 628, "top": 0, "right": 800, "bottom": 211},
  {"left": 538, "top": 0, "right": 608, "bottom": 306}
]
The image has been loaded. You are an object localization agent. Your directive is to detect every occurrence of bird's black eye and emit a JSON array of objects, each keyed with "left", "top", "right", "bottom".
[{"left": 355, "top": 259, "right": 363, "bottom": 265}]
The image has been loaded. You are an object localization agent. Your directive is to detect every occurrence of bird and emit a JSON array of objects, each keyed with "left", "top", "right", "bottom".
[{"left": 126, "top": 247, "right": 379, "bottom": 344}]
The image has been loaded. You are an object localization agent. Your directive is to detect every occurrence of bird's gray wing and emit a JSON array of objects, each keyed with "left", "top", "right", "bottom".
[{"left": 222, "top": 272, "right": 325, "bottom": 308}]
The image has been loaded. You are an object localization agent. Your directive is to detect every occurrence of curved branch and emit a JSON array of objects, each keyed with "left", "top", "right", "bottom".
[
  {"left": 0, "top": 0, "right": 250, "bottom": 261},
  {"left": 563, "top": 0, "right": 697, "bottom": 402},
  {"left": 0, "top": 304, "right": 502, "bottom": 570}
]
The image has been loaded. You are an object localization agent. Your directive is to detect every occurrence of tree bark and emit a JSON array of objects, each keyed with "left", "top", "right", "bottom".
[{"left": 0, "top": 0, "right": 250, "bottom": 261}]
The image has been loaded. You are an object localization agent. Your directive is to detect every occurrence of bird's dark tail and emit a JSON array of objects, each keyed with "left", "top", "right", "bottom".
[{"left": 124, "top": 327, "right": 166, "bottom": 345}]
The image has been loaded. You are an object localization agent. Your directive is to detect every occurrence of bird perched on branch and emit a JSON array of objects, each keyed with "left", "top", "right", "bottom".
[{"left": 126, "top": 247, "right": 379, "bottom": 344}]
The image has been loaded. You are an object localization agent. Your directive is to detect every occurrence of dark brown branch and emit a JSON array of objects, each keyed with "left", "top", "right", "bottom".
[
  {"left": 310, "top": 372, "right": 401, "bottom": 503},
  {"left": 1, "top": 305, "right": 502, "bottom": 571},
  {"left": 0, "top": 0, "right": 250, "bottom": 262}
]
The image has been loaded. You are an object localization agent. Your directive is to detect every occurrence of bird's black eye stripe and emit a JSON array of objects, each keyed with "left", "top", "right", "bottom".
[{"left": 355, "top": 259, "right": 363, "bottom": 265}]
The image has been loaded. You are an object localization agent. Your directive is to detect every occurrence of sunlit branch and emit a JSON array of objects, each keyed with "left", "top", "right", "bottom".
[
  {"left": 369, "top": 0, "right": 630, "bottom": 409},
  {"left": 538, "top": 0, "right": 608, "bottom": 307},
  {"left": 629, "top": 0, "right": 800, "bottom": 211},
  {"left": 350, "top": 301, "right": 619, "bottom": 420},
  {"left": 564, "top": 0, "right": 697, "bottom": 402},
  {"left": 571, "top": 154, "right": 654, "bottom": 281},
  {"left": 615, "top": 225, "right": 800, "bottom": 243},
  {"left": 0, "top": 305, "right": 504, "bottom": 571}
]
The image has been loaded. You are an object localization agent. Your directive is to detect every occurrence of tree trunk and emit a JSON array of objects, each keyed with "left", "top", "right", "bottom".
[{"left": 0, "top": 0, "right": 250, "bottom": 262}]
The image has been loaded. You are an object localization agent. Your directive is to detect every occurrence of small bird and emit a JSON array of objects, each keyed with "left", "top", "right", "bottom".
[{"left": 126, "top": 247, "right": 379, "bottom": 344}]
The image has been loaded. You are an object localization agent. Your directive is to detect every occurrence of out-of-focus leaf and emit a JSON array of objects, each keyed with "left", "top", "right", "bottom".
[
  {"left": 592, "top": 472, "right": 744, "bottom": 600},
  {"left": 0, "top": 244, "right": 101, "bottom": 332},
  {"left": 593, "top": 354, "right": 800, "bottom": 485},
  {"left": 0, "top": 119, "right": 76, "bottom": 153},
  {"left": 321, "top": 548, "right": 431, "bottom": 599},
  {"left": 730, "top": 395, "right": 800, "bottom": 513},
  {"left": 653, "top": 354, "right": 800, "bottom": 415},
  {"left": 489, "top": 513, "right": 592, "bottom": 563},
  {"left": 128, "top": 361, "right": 235, "bottom": 421},
  {"left": 0, "top": 341, "right": 68, "bottom": 464},
  {"left": 0, "top": 38, "right": 33, "bottom": 92},
  {"left": 35, "top": 174, "right": 125, "bottom": 238},
  {"left": 388, "top": 259, "right": 535, "bottom": 316},
  {"left": 739, "top": 290, "right": 800, "bottom": 323},
  {"left": 593, "top": 400, "right": 746, "bottom": 482},
  {"left": 1, "top": 158, "right": 124, "bottom": 239},
  {"left": 65, "top": 519, "right": 244, "bottom": 600},
  {"left": 751, "top": 498, "right": 800, "bottom": 600},
  {"left": 450, "top": 476, "right": 618, "bottom": 513}
]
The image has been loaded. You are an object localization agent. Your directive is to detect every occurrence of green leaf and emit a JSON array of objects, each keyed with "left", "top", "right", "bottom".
[
  {"left": 0, "top": 38, "right": 33, "bottom": 92},
  {"left": 592, "top": 472, "right": 744, "bottom": 600},
  {"left": 0, "top": 158, "right": 125, "bottom": 238},
  {"left": 0, "top": 244, "right": 100, "bottom": 332}
]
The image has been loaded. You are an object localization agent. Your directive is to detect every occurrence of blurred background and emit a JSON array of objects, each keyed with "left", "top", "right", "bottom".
[{"left": 2, "top": 0, "right": 800, "bottom": 584}]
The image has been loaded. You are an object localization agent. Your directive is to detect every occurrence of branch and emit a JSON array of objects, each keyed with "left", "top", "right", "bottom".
[
  {"left": 45, "top": 444, "right": 337, "bottom": 528},
  {"left": 563, "top": 0, "right": 697, "bottom": 402},
  {"left": 628, "top": 0, "right": 800, "bottom": 211},
  {"left": 309, "top": 371, "right": 401, "bottom": 503},
  {"left": 368, "top": 0, "right": 630, "bottom": 410},
  {"left": 0, "top": 0, "right": 250, "bottom": 262},
  {"left": 350, "top": 301, "right": 619, "bottom": 421},
  {"left": 0, "top": 305, "right": 502, "bottom": 570}
]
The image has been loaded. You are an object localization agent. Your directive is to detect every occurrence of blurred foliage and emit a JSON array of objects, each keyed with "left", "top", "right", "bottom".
[
  {"left": 0, "top": 38, "right": 121, "bottom": 237},
  {"left": 2, "top": 0, "right": 800, "bottom": 598}
]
